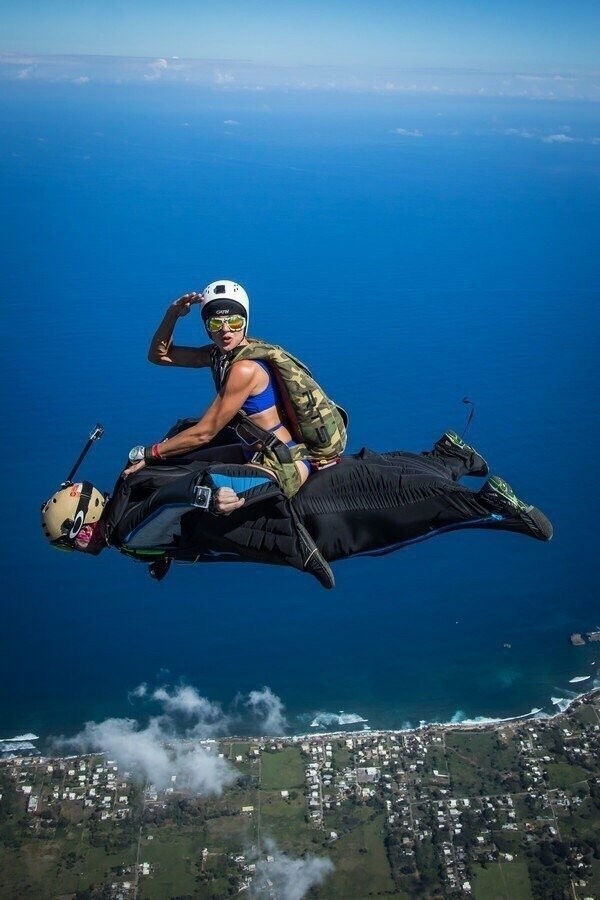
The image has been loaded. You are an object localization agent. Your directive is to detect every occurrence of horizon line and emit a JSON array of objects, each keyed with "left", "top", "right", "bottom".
[{"left": 1, "top": 52, "right": 599, "bottom": 103}]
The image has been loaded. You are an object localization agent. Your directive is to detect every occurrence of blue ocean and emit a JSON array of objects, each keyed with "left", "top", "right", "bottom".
[{"left": 1, "top": 83, "right": 598, "bottom": 739}]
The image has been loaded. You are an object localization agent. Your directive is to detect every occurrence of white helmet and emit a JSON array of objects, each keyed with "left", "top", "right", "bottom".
[
  {"left": 200, "top": 280, "right": 250, "bottom": 330},
  {"left": 41, "top": 481, "right": 106, "bottom": 551}
]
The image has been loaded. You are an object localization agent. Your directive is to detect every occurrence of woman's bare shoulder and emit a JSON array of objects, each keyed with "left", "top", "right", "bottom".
[{"left": 227, "top": 358, "right": 263, "bottom": 383}]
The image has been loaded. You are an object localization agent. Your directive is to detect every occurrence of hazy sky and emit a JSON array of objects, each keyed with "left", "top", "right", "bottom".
[{"left": 2, "top": 0, "right": 599, "bottom": 70}]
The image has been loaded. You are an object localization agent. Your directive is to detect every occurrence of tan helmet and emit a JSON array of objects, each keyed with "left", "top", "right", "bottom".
[{"left": 41, "top": 481, "right": 106, "bottom": 551}]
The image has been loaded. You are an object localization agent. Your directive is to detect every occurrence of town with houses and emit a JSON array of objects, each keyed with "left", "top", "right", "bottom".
[{"left": 0, "top": 694, "right": 599, "bottom": 898}]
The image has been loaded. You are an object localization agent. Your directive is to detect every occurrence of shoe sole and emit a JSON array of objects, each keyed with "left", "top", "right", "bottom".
[
  {"left": 486, "top": 476, "right": 553, "bottom": 541},
  {"left": 438, "top": 430, "right": 489, "bottom": 477}
]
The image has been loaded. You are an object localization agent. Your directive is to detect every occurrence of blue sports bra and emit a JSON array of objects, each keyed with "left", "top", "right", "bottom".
[
  {"left": 241, "top": 360, "right": 280, "bottom": 416},
  {"left": 239, "top": 360, "right": 311, "bottom": 474}
]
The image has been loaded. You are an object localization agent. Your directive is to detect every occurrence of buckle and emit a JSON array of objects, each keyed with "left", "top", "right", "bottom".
[
  {"left": 192, "top": 485, "right": 212, "bottom": 510},
  {"left": 311, "top": 457, "right": 341, "bottom": 471}
]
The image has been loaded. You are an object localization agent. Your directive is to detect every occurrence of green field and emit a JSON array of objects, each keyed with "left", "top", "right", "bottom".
[
  {"left": 0, "top": 828, "right": 138, "bottom": 899},
  {"left": 259, "top": 793, "right": 313, "bottom": 854},
  {"left": 446, "top": 730, "right": 520, "bottom": 795},
  {"left": 587, "top": 858, "right": 600, "bottom": 898},
  {"left": 205, "top": 811, "right": 253, "bottom": 853},
  {"left": 556, "top": 794, "right": 600, "bottom": 844},
  {"left": 220, "top": 742, "right": 257, "bottom": 779},
  {"left": 319, "top": 813, "right": 401, "bottom": 899},
  {"left": 473, "top": 861, "right": 534, "bottom": 899},
  {"left": 260, "top": 747, "right": 305, "bottom": 791},
  {"left": 545, "top": 761, "right": 591, "bottom": 790},
  {"left": 423, "top": 744, "right": 448, "bottom": 777},
  {"left": 138, "top": 827, "right": 204, "bottom": 899},
  {"left": 570, "top": 703, "right": 600, "bottom": 727},
  {"left": 331, "top": 741, "right": 353, "bottom": 771}
]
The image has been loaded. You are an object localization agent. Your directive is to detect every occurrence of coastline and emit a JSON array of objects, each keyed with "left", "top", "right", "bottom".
[
  {"left": 283, "top": 686, "right": 600, "bottom": 743},
  {"left": 2, "top": 687, "right": 598, "bottom": 759}
]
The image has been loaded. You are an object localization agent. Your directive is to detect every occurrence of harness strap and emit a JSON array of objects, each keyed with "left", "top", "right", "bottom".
[{"left": 234, "top": 411, "right": 294, "bottom": 466}]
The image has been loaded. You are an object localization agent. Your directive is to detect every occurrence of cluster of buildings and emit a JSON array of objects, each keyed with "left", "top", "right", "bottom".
[
  {"left": 4, "top": 753, "right": 133, "bottom": 825},
  {"left": 514, "top": 719, "right": 597, "bottom": 830},
  {"left": 289, "top": 699, "right": 599, "bottom": 894},
  {"left": 301, "top": 738, "right": 336, "bottom": 826},
  {"left": 299, "top": 729, "right": 483, "bottom": 891}
]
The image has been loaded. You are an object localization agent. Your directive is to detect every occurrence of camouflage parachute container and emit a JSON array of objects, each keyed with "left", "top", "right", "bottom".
[{"left": 211, "top": 339, "right": 347, "bottom": 496}]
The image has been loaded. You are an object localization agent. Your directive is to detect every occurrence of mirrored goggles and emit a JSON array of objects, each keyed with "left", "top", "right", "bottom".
[{"left": 206, "top": 315, "right": 246, "bottom": 333}]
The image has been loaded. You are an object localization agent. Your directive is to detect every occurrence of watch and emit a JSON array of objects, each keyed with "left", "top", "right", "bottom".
[{"left": 128, "top": 445, "right": 145, "bottom": 463}]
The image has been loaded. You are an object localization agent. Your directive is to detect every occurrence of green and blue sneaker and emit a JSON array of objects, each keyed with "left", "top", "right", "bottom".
[
  {"left": 479, "top": 476, "right": 553, "bottom": 541},
  {"left": 434, "top": 430, "right": 489, "bottom": 477}
]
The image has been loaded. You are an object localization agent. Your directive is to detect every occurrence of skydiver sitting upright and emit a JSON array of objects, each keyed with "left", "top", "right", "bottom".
[
  {"left": 40, "top": 429, "right": 552, "bottom": 586},
  {"left": 127, "top": 280, "right": 346, "bottom": 499}
]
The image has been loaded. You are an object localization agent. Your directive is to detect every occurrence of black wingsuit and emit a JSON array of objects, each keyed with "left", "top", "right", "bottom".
[{"left": 102, "top": 441, "right": 512, "bottom": 576}]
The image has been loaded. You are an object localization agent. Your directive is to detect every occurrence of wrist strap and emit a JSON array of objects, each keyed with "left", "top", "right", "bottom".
[{"left": 143, "top": 444, "right": 163, "bottom": 464}]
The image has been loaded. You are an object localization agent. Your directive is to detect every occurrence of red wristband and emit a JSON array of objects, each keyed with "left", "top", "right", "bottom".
[{"left": 151, "top": 443, "right": 163, "bottom": 459}]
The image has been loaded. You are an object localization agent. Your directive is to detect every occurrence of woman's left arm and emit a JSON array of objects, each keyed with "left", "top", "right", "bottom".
[{"left": 124, "top": 361, "right": 258, "bottom": 474}]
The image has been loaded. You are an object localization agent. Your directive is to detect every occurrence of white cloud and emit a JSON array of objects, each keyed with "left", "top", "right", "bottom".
[
  {"left": 144, "top": 58, "right": 168, "bottom": 81},
  {"left": 504, "top": 127, "right": 535, "bottom": 139},
  {"left": 72, "top": 75, "right": 89, "bottom": 85},
  {"left": 224, "top": 119, "right": 239, "bottom": 126},
  {"left": 214, "top": 69, "right": 235, "bottom": 85},
  {"left": 129, "top": 682, "right": 148, "bottom": 700},
  {"left": 245, "top": 687, "right": 288, "bottom": 735},
  {"left": 541, "top": 133, "right": 575, "bottom": 143},
  {"left": 16, "top": 67, "right": 33, "bottom": 80},
  {"left": 390, "top": 127, "right": 423, "bottom": 137},
  {"left": 61, "top": 716, "right": 236, "bottom": 795},
  {"left": 515, "top": 74, "right": 545, "bottom": 82},
  {"left": 54, "top": 680, "right": 291, "bottom": 794},
  {"left": 504, "top": 127, "right": 600, "bottom": 146},
  {"left": 152, "top": 685, "right": 230, "bottom": 736},
  {"left": 251, "top": 839, "right": 334, "bottom": 899}
]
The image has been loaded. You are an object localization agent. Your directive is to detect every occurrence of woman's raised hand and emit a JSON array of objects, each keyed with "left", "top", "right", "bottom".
[{"left": 171, "top": 291, "right": 203, "bottom": 317}]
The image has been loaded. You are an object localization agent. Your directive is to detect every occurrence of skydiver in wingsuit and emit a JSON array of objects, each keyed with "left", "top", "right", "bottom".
[{"left": 40, "top": 281, "right": 552, "bottom": 588}]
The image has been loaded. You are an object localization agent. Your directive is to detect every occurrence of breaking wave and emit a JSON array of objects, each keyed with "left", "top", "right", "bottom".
[
  {"left": 310, "top": 711, "right": 368, "bottom": 729},
  {"left": 0, "top": 733, "right": 40, "bottom": 755},
  {"left": 448, "top": 708, "right": 543, "bottom": 727},
  {"left": 551, "top": 696, "right": 572, "bottom": 713},
  {"left": 0, "top": 741, "right": 37, "bottom": 753}
]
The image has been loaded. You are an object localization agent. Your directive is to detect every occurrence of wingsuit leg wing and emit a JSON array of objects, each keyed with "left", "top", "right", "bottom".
[{"left": 291, "top": 451, "right": 551, "bottom": 561}]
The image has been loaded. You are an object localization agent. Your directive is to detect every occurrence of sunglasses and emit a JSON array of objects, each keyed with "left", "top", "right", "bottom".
[{"left": 206, "top": 315, "right": 246, "bottom": 333}]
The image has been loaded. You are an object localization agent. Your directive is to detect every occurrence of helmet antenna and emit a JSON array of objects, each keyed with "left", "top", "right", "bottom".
[{"left": 62, "top": 424, "right": 104, "bottom": 487}]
